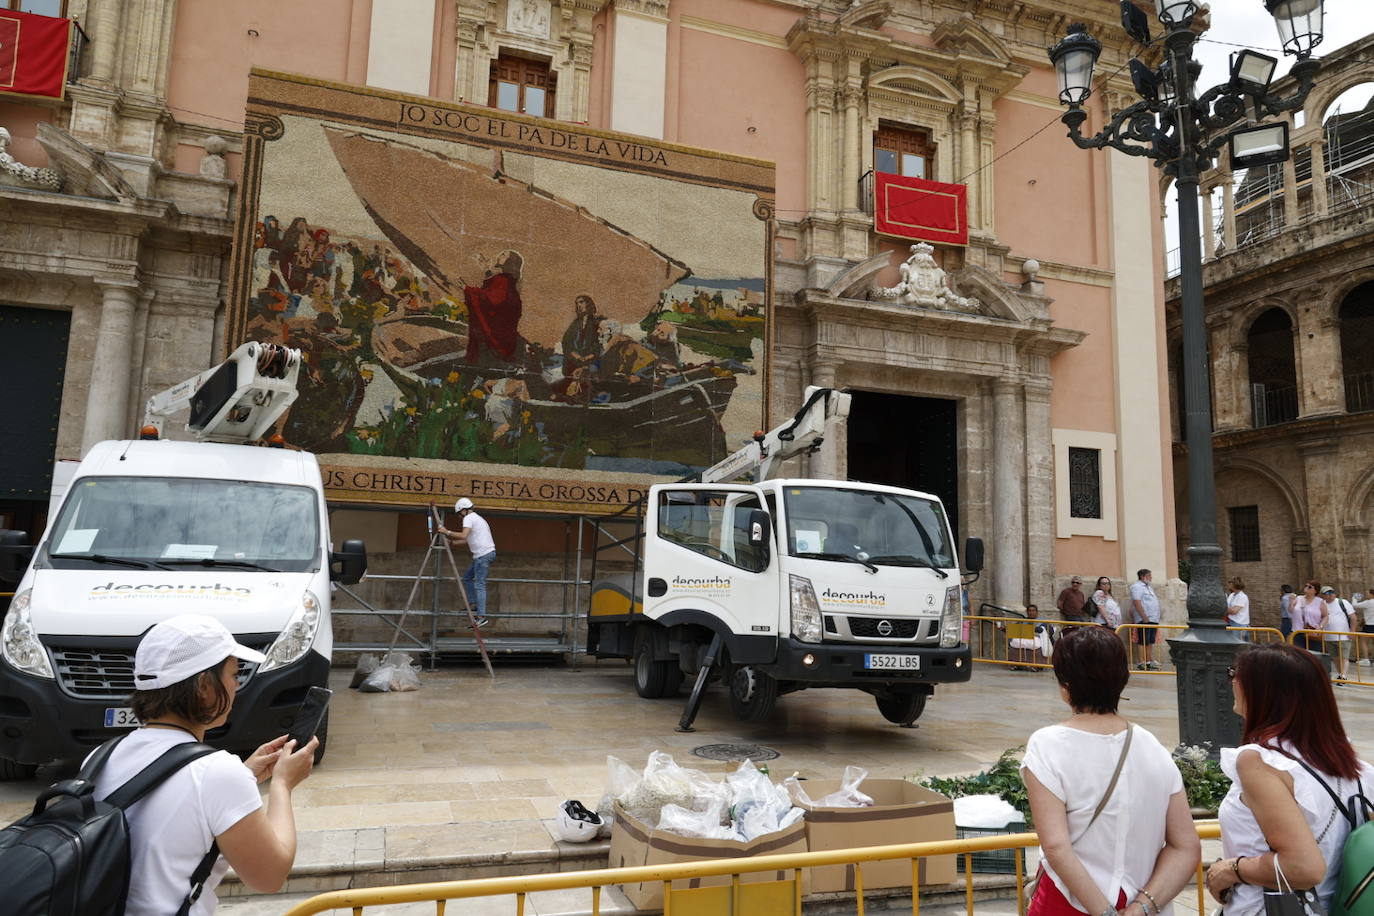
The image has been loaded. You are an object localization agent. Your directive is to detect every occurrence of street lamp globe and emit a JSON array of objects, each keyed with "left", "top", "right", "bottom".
[
  {"left": 1154, "top": 0, "right": 1199, "bottom": 27},
  {"left": 1265, "top": 0, "right": 1324, "bottom": 59},
  {"left": 1048, "top": 24, "right": 1102, "bottom": 107}
]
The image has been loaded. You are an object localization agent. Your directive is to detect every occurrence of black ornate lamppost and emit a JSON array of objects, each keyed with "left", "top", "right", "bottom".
[{"left": 1048, "top": 0, "right": 1324, "bottom": 751}]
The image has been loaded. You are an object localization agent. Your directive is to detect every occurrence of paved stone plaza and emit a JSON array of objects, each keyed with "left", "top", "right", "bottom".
[{"left": 3, "top": 660, "right": 1370, "bottom": 914}]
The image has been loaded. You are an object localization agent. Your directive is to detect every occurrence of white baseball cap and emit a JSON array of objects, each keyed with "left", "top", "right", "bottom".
[
  {"left": 455, "top": 498, "right": 474, "bottom": 512},
  {"left": 134, "top": 614, "right": 265, "bottom": 690}
]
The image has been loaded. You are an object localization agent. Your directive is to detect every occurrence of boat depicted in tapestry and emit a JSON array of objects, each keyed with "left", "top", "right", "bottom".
[{"left": 243, "top": 126, "right": 764, "bottom": 474}]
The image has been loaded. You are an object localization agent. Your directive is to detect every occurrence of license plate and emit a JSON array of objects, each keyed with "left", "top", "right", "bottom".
[
  {"left": 104, "top": 707, "right": 141, "bottom": 728},
  {"left": 864, "top": 653, "right": 921, "bottom": 671}
]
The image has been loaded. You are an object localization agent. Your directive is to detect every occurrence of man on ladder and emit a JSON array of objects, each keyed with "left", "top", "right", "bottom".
[{"left": 438, "top": 498, "right": 495, "bottom": 628}]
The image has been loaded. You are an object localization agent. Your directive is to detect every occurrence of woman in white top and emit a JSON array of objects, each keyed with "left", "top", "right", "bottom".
[
  {"left": 1090, "top": 577, "right": 1121, "bottom": 629},
  {"left": 90, "top": 615, "right": 319, "bottom": 915},
  {"left": 1205, "top": 642, "right": 1374, "bottom": 915},
  {"left": 1225, "top": 578, "right": 1250, "bottom": 634},
  {"left": 1294, "top": 580, "right": 1327, "bottom": 654},
  {"left": 1022, "top": 626, "right": 1199, "bottom": 916}
]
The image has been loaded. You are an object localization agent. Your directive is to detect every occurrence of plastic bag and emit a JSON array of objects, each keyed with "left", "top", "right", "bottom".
[
  {"left": 618, "top": 752, "right": 727, "bottom": 828},
  {"left": 358, "top": 651, "right": 422, "bottom": 692},
  {"left": 815, "top": 765, "right": 874, "bottom": 808},
  {"left": 953, "top": 794, "right": 1024, "bottom": 829},
  {"left": 658, "top": 801, "right": 735, "bottom": 840},
  {"left": 728, "top": 760, "right": 804, "bottom": 842}
]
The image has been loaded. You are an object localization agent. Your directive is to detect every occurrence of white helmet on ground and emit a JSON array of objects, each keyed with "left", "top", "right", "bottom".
[
  {"left": 455, "top": 497, "right": 474, "bottom": 512},
  {"left": 554, "top": 799, "right": 603, "bottom": 843}
]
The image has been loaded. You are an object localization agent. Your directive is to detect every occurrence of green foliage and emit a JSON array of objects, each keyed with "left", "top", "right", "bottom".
[
  {"left": 1173, "top": 744, "right": 1231, "bottom": 811},
  {"left": 919, "top": 747, "right": 1032, "bottom": 826}
]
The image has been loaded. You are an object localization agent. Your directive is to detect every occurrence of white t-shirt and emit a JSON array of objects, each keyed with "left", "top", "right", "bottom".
[
  {"left": 1022, "top": 724, "right": 1184, "bottom": 914},
  {"left": 1357, "top": 598, "right": 1374, "bottom": 627},
  {"left": 89, "top": 729, "right": 263, "bottom": 916},
  {"left": 1324, "top": 599, "right": 1352, "bottom": 641},
  {"left": 1226, "top": 591, "right": 1251, "bottom": 626},
  {"left": 1218, "top": 743, "right": 1374, "bottom": 916},
  {"left": 1092, "top": 590, "right": 1121, "bottom": 628},
  {"left": 463, "top": 511, "right": 496, "bottom": 558}
]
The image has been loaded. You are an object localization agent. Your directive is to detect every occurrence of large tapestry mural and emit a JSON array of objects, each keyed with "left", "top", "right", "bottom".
[{"left": 228, "top": 71, "right": 774, "bottom": 514}]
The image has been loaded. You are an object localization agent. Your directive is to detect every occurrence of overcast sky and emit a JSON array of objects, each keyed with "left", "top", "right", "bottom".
[{"left": 1161, "top": 1, "right": 1374, "bottom": 254}]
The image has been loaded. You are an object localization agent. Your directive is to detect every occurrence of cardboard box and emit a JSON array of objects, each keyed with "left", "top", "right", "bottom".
[
  {"left": 798, "top": 779, "right": 957, "bottom": 893},
  {"left": 608, "top": 802, "right": 809, "bottom": 910}
]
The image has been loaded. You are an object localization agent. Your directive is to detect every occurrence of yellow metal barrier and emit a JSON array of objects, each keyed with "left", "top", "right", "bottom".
[
  {"left": 282, "top": 822, "right": 1223, "bottom": 916},
  {"left": 1288, "top": 629, "right": 1374, "bottom": 687},
  {"left": 970, "top": 617, "right": 1284, "bottom": 676}
]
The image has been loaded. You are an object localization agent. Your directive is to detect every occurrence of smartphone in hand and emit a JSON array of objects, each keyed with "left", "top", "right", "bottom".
[{"left": 287, "top": 686, "right": 333, "bottom": 747}]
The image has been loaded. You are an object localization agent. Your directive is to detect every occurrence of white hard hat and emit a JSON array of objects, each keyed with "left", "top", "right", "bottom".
[
  {"left": 553, "top": 799, "right": 603, "bottom": 843},
  {"left": 455, "top": 498, "right": 474, "bottom": 512}
]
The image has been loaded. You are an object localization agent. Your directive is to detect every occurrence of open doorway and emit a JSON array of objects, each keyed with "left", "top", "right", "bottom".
[{"left": 846, "top": 391, "right": 959, "bottom": 539}]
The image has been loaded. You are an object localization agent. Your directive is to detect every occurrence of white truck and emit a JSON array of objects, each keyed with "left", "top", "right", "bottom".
[
  {"left": 0, "top": 342, "right": 366, "bottom": 778},
  {"left": 587, "top": 387, "right": 982, "bottom": 728}
]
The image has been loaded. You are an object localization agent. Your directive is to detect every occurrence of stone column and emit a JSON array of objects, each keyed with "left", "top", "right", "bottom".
[
  {"left": 81, "top": 282, "right": 139, "bottom": 451},
  {"left": 809, "top": 361, "right": 840, "bottom": 479},
  {"left": 1023, "top": 381, "right": 1054, "bottom": 603},
  {"left": 1310, "top": 138, "right": 1328, "bottom": 218},
  {"left": 1201, "top": 185, "right": 1216, "bottom": 260},
  {"left": 1221, "top": 173, "right": 1237, "bottom": 250},
  {"left": 1297, "top": 438, "right": 1342, "bottom": 583},
  {"left": 86, "top": 0, "right": 122, "bottom": 85},
  {"left": 842, "top": 85, "right": 861, "bottom": 211},
  {"left": 1282, "top": 140, "right": 1300, "bottom": 227},
  {"left": 123, "top": 289, "right": 155, "bottom": 434},
  {"left": 991, "top": 379, "right": 1026, "bottom": 607},
  {"left": 960, "top": 115, "right": 978, "bottom": 227},
  {"left": 1296, "top": 311, "right": 1345, "bottom": 417}
]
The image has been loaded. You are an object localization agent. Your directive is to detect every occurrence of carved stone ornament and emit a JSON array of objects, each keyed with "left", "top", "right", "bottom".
[
  {"left": 869, "top": 243, "right": 983, "bottom": 314},
  {"left": 0, "top": 127, "right": 63, "bottom": 191},
  {"left": 506, "top": 0, "right": 551, "bottom": 38}
]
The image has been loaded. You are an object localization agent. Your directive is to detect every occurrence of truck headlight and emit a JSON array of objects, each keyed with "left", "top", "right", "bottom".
[
  {"left": 939, "top": 586, "right": 963, "bottom": 649},
  {"left": 790, "top": 574, "right": 823, "bottom": 643},
  {"left": 1, "top": 590, "right": 54, "bottom": 678},
  {"left": 259, "top": 590, "right": 322, "bottom": 672}
]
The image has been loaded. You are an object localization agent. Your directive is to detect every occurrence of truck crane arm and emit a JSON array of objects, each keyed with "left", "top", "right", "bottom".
[
  {"left": 696, "top": 386, "right": 849, "bottom": 484},
  {"left": 142, "top": 341, "right": 302, "bottom": 443}
]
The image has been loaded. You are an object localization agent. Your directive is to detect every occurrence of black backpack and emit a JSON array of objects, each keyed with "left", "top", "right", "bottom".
[{"left": 0, "top": 734, "right": 222, "bottom": 916}]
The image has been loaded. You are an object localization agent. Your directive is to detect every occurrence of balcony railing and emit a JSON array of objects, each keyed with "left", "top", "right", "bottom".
[
  {"left": 1346, "top": 370, "right": 1374, "bottom": 414},
  {"left": 1252, "top": 383, "right": 1298, "bottom": 428},
  {"left": 67, "top": 20, "right": 88, "bottom": 85}
]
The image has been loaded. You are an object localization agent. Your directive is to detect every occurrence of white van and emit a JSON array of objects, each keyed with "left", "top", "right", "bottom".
[{"left": 0, "top": 345, "right": 364, "bottom": 778}]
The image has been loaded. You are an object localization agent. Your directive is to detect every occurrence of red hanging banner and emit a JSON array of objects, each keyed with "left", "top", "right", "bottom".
[
  {"left": 0, "top": 10, "right": 73, "bottom": 102},
  {"left": 872, "top": 172, "right": 969, "bottom": 247}
]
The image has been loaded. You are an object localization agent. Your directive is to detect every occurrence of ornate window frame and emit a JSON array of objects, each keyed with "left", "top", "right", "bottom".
[{"left": 1053, "top": 428, "right": 1119, "bottom": 540}]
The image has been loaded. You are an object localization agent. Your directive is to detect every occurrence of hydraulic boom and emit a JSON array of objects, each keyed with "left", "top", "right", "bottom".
[
  {"left": 697, "top": 386, "right": 850, "bottom": 484},
  {"left": 142, "top": 341, "right": 302, "bottom": 443}
]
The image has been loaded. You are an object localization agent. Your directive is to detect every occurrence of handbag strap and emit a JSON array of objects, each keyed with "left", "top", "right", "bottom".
[{"left": 1292, "top": 757, "right": 1359, "bottom": 833}]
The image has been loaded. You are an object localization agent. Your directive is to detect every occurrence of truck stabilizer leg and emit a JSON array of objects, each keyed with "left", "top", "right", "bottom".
[{"left": 675, "top": 633, "right": 723, "bottom": 733}]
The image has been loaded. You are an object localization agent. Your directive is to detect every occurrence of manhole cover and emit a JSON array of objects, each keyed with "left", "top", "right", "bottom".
[{"left": 691, "top": 743, "right": 780, "bottom": 762}]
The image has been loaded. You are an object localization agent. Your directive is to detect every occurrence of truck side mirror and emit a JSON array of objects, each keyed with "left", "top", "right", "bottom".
[
  {"left": 330, "top": 539, "right": 367, "bottom": 585},
  {"left": 963, "top": 537, "right": 984, "bottom": 574},
  {"left": 0, "top": 530, "right": 31, "bottom": 586},
  {"left": 747, "top": 509, "right": 771, "bottom": 570}
]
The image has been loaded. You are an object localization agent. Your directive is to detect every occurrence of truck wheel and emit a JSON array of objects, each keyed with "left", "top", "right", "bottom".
[
  {"left": 634, "top": 643, "right": 677, "bottom": 698},
  {"left": 0, "top": 757, "right": 38, "bottom": 780},
  {"left": 728, "top": 665, "right": 778, "bottom": 721},
  {"left": 876, "top": 689, "right": 927, "bottom": 726}
]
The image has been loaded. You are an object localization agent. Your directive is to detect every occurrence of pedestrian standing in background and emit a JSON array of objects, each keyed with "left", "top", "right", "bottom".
[
  {"left": 1225, "top": 577, "right": 1250, "bottom": 638},
  {"left": 439, "top": 497, "right": 496, "bottom": 628},
  {"left": 1091, "top": 577, "right": 1121, "bottom": 629},
  {"left": 1294, "top": 580, "right": 1327, "bottom": 654},
  {"left": 1021, "top": 626, "right": 1200, "bottom": 916},
  {"left": 1129, "top": 570, "right": 1162, "bottom": 671},
  {"left": 1278, "top": 584, "right": 1295, "bottom": 638},
  {"left": 1355, "top": 588, "right": 1374, "bottom": 665},
  {"left": 1057, "top": 577, "right": 1089, "bottom": 622},
  {"left": 1318, "top": 586, "right": 1352, "bottom": 684}
]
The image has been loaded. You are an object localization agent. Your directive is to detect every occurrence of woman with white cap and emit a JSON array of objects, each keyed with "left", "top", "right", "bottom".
[{"left": 89, "top": 614, "right": 318, "bottom": 915}]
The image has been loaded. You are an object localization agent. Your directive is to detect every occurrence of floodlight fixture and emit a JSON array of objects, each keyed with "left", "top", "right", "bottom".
[
  {"left": 1228, "top": 121, "right": 1290, "bottom": 168},
  {"left": 1230, "top": 50, "right": 1279, "bottom": 90}
]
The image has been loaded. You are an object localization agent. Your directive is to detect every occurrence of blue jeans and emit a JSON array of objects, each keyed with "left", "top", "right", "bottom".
[
  {"left": 1280, "top": 617, "right": 1293, "bottom": 637},
  {"left": 462, "top": 552, "right": 495, "bottom": 616}
]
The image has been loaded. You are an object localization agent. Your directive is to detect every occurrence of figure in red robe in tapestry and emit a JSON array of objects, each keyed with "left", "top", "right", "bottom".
[{"left": 462, "top": 249, "right": 525, "bottom": 366}]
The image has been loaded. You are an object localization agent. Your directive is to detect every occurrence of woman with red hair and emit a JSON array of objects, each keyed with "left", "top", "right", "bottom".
[{"left": 1205, "top": 643, "right": 1374, "bottom": 914}]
